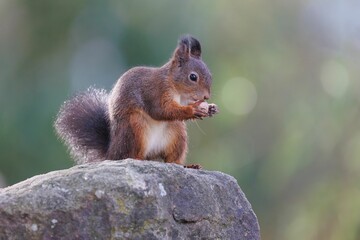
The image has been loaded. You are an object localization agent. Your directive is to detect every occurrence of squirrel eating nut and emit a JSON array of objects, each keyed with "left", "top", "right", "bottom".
[{"left": 55, "top": 35, "right": 219, "bottom": 168}]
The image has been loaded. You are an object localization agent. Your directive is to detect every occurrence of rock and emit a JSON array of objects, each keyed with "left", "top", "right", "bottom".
[{"left": 0, "top": 159, "right": 260, "bottom": 240}]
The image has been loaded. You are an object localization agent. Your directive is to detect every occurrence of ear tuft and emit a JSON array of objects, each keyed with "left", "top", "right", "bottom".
[
  {"left": 179, "top": 35, "right": 202, "bottom": 58},
  {"left": 172, "top": 34, "right": 202, "bottom": 67}
]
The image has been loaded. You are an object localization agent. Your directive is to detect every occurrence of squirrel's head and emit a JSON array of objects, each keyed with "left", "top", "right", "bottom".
[{"left": 169, "top": 35, "right": 212, "bottom": 105}]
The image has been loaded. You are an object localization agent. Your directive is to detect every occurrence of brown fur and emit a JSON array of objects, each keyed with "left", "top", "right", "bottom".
[
  {"left": 55, "top": 35, "right": 213, "bottom": 165},
  {"left": 106, "top": 35, "right": 212, "bottom": 164}
]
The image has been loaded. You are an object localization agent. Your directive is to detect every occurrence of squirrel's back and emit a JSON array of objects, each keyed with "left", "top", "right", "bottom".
[{"left": 54, "top": 87, "right": 110, "bottom": 163}]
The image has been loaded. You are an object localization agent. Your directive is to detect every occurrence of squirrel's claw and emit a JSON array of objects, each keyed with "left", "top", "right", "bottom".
[{"left": 184, "top": 164, "right": 202, "bottom": 169}]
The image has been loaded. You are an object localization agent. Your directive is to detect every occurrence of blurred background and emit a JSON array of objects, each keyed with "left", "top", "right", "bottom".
[{"left": 1, "top": 0, "right": 360, "bottom": 239}]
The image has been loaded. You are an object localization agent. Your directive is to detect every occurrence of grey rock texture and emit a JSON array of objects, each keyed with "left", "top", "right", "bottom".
[{"left": 0, "top": 159, "right": 260, "bottom": 240}]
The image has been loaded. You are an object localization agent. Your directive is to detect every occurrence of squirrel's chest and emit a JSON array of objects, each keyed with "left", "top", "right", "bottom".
[{"left": 143, "top": 120, "right": 173, "bottom": 157}]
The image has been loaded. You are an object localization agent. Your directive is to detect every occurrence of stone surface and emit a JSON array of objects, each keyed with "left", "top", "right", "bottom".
[{"left": 0, "top": 159, "right": 260, "bottom": 240}]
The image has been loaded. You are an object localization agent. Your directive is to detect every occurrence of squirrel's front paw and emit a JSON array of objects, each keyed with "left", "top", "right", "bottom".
[
  {"left": 193, "top": 101, "right": 219, "bottom": 118},
  {"left": 191, "top": 101, "right": 208, "bottom": 120},
  {"left": 208, "top": 103, "right": 219, "bottom": 117}
]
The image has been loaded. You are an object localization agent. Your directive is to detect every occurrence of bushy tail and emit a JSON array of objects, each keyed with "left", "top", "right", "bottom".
[{"left": 55, "top": 87, "right": 110, "bottom": 164}]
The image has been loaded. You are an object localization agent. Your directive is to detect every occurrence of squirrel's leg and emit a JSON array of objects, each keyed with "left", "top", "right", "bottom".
[
  {"left": 163, "top": 122, "right": 187, "bottom": 165},
  {"left": 164, "top": 142, "right": 187, "bottom": 165},
  {"left": 163, "top": 122, "right": 202, "bottom": 169},
  {"left": 107, "top": 116, "right": 145, "bottom": 160}
]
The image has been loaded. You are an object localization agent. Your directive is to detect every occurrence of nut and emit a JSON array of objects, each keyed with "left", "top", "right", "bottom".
[{"left": 198, "top": 101, "right": 209, "bottom": 112}]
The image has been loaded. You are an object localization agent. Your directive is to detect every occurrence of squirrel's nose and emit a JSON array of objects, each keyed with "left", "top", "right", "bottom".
[{"left": 203, "top": 94, "right": 210, "bottom": 100}]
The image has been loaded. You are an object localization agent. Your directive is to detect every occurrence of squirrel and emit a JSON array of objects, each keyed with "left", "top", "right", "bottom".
[{"left": 55, "top": 35, "right": 219, "bottom": 168}]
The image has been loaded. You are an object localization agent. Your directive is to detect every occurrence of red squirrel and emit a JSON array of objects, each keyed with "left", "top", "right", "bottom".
[{"left": 55, "top": 35, "right": 218, "bottom": 168}]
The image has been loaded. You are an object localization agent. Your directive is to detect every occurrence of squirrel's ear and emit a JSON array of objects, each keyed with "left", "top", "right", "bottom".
[
  {"left": 172, "top": 35, "right": 202, "bottom": 67},
  {"left": 185, "top": 35, "right": 202, "bottom": 59}
]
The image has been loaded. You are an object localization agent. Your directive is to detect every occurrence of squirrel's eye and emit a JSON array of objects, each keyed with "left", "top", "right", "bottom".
[{"left": 189, "top": 73, "right": 198, "bottom": 82}]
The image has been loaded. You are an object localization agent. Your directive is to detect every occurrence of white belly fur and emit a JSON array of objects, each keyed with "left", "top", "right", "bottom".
[
  {"left": 143, "top": 93, "right": 183, "bottom": 158},
  {"left": 144, "top": 119, "right": 172, "bottom": 158}
]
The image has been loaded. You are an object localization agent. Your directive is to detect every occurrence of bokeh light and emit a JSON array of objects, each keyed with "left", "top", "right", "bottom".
[
  {"left": 221, "top": 77, "right": 257, "bottom": 116},
  {"left": 320, "top": 59, "right": 349, "bottom": 98}
]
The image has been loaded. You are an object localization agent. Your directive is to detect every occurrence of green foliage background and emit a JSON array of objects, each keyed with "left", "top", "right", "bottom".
[{"left": 1, "top": 1, "right": 360, "bottom": 239}]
